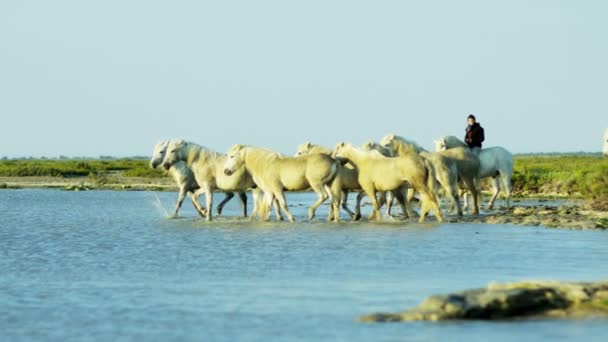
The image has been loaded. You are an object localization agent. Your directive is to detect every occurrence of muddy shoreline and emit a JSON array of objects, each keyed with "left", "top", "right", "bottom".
[{"left": 1, "top": 176, "right": 607, "bottom": 229}]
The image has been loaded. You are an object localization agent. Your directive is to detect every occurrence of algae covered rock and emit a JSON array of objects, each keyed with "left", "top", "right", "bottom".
[{"left": 361, "top": 281, "right": 608, "bottom": 322}]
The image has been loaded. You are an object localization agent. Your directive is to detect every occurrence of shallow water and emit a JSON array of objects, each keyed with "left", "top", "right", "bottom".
[{"left": 1, "top": 189, "right": 607, "bottom": 341}]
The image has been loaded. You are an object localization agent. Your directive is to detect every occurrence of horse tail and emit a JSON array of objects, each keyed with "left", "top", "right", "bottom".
[
  {"left": 322, "top": 158, "right": 340, "bottom": 186},
  {"left": 423, "top": 157, "right": 437, "bottom": 196}
]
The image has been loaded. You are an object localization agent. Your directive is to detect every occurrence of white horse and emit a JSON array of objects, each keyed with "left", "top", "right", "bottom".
[
  {"left": 333, "top": 142, "right": 443, "bottom": 223},
  {"left": 378, "top": 135, "right": 469, "bottom": 216},
  {"left": 224, "top": 144, "right": 339, "bottom": 222},
  {"left": 162, "top": 140, "right": 277, "bottom": 221},
  {"left": 436, "top": 136, "right": 513, "bottom": 209},
  {"left": 361, "top": 140, "right": 413, "bottom": 218},
  {"left": 295, "top": 142, "right": 362, "bottom": 221},
  {"left": 150, "top": 140, "right": 207, "bottom": 218}
]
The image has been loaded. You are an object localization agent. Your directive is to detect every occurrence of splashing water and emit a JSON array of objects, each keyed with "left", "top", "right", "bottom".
[{"left": 150, "top": 192, "right": 171, "bottom": 218}]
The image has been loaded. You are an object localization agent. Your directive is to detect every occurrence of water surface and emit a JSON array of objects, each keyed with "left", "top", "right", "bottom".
[{"left": 1, "top": 189, "right": 607, "bottom": 341}]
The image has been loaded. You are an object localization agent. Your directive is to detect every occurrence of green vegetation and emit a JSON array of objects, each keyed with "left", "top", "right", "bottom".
[
  {"left": 0, "top": 159, "right": 164, "bottom": 178},
  {"left": 513, "top": 155, "right": 608, "bottom": 209}
]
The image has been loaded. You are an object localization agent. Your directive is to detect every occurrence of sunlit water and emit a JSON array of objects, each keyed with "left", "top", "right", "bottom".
[{"left": 1, "top": 189, "right": 607, "bottom": 341}]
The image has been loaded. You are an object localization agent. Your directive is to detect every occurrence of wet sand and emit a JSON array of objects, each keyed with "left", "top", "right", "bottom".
[
  {"left": 454, "top": 200, "right": 608, "bottom": 230},
  {"left": 0, "top": 176, "right": 175, "bottom": 191}
]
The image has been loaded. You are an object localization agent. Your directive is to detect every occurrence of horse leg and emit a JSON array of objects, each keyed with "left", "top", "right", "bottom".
[
  {"left": 216, "top": 192, "right": 234, "bottom": 216},
  {"left": 308, "top": 183, "right": 329, "bottom": 221},
  {"left": 487, "top": 177, "right": 500, "bottom": 210},
  {"left": 378, "top": 192, "right": 388, "bottom": 216},
  {"left": 355, "top": 191, "right": 365, "bottom": 221},
  {"left": 238, "top": 192, "right": 248, "bottom": 217},
  {"left": 419, "top": 193, "right": 430, "bottom": 222},
  {"left": 261, "top": 192, "right": 274, "bottom": 221},
  {"left": 393, "top": 188, "right": 409, "bottom": 219},
  {"left": 387, "top": 191, "right": 396, "bottom": 217},
  {"left": 502, "top": 173, "right": 512, "bottom": 210},
  {"left": 460, "top": 188, "right": 469, "bottom": 211},
  {"left": 340, "top": 190, "right": 357, "bottom": 220},
  {"left": 439, "top": 173, "right": 461, "bottom": 216},
  {"left": 419, "top": 191, "right": 444, "bottom": 223},
  {"left": 325, "top": 184, "right": 341, "bottom": 223},
  {"left": 204, "top": 187, "right": 214, "bottom": 221},
  {"left": 448, "top": 182, "right": 462, "bottom": 217},
  {"left": 275, "top": 191, "right": 295, "bottom": 222},
  {"left": 249, "top": 189, "right": 261, "bottom": 222},
  {"left": 192, "top": 188, "right": 208, "bottom": 219},
  {"left": 463, "top": 177, "right": 480, "bottom": 215},
  {"left": 326, "top": 184, "right": 342, "bottom": 222},
  {"left": 188, "top": 192, "right": 207, "bottom": 218},
  {"left": 333, "top": 189, "right": 342, "bottom": 223},
  {"left": 363, "top": 186, "right": 381, "bottom": 222},
  {"left": 402, "top": 187, "right": 414, "bottom": 218},
  {"left": 171, "top": 187, "right": 188, "bottom": 218},
  {"left": 326, "top": 189, "right": 333, "bottom": 221},
  {"left": 273, "top": 198, "right": 284, "bottom": 221}
]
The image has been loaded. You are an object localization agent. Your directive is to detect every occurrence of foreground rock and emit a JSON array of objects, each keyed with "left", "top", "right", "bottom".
[{"left": 361, "top": 281, "right": 608, "bottom": 322}]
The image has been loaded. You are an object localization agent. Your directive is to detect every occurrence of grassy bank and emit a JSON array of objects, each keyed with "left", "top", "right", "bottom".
[
  {"left": 0, "top": 159, "right": 164, "bottom": 178},
  {"left": 512, "top": 155, "right": 607, "bottom": 209}
]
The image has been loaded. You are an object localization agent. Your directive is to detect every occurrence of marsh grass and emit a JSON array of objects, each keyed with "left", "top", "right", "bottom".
[
  {"left": 513, "top": 155, "right": 608, "bottom": 209},
  {"left": 0, "top": 159, "right": 164, "bottom": 178}
]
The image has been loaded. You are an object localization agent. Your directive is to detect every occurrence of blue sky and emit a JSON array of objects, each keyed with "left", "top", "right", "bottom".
[{"left": 1, "top": 0, "right": 606, "bottom": 157}]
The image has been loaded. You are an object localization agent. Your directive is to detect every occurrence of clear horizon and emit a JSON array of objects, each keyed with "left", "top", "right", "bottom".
[{"left": 1, "top": 1, "right": 607, "bottom": 158}]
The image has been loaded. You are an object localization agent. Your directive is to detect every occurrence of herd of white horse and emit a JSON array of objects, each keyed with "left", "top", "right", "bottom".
[{"left": 149, "top": 134, "right": 514, "bottom": 223}]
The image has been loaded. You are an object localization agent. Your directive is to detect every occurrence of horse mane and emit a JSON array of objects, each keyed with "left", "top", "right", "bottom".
[
  {"left": 308, "top": 144, "right": 332, "bottom": 155},
  {"left": 240, "top": 146, "right": 285, "bottom": 171},
  {"left": 297, "top": 142, "right": 332, "bottom": 155},
  {"left": 180, "top": 141, "right": 221, "bottom": 164},
  {"left": 361, "top": 140, "right": 392, "bottom": 157},
  {"left": 338, "top": 142, "right": 387, "bottom": 161},
  {"left": 384, "top": 135, "right": 427, "bottom": 154},
  {"left": 441, "top": 136, "right": 467, "bottom": 149}
]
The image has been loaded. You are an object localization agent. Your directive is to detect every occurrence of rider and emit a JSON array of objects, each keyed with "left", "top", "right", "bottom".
[{"left": 464, "top": 114, "right": 484, "bottom": 150}]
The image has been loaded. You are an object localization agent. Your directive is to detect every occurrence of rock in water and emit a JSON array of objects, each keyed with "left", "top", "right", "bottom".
[{"left": 360, "top": 281, "right": 608, "bottom": 322}]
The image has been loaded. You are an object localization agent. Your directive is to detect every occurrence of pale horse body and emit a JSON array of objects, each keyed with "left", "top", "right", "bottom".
[
  {"left": 150, "top": 140, "right": 207, "bottom": 218},
  {"left": 224, "top": 145, "right": 339, "bottom": 222},
  {"left": 380, "top": 134, "right": 466, "bottom": 216},
  {"left": 295, "top": 142, "right": 404, "bottom": 221},
  {"left": 436, "top": 135, "right": 513, "bottom": 209},
  {"left": 295, "top": 142, "right": 362, "bottom": 221},
  {"left": 360, "top": 140, "right": 414, "bottom": 218},
  {"left": 162, "top": 141, "right": 278, "bottom": 221},
  {"left": 333, "top": 142, "right": 443, "bottom": 223}
]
